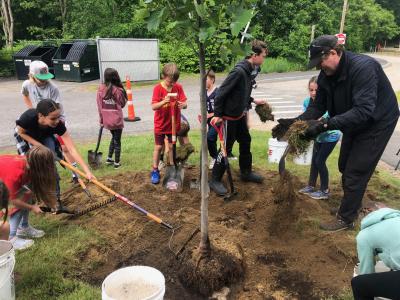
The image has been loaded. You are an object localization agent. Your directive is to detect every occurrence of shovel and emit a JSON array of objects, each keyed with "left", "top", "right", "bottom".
[
  {"left": 163, "top": 98, "right": 184, "bottom": 192},
  {"left": 211, "top": 120, "right": 237, "bottom": 201},
  {"left": 88, "top": 126, "right": 103, "bottom": 169}
]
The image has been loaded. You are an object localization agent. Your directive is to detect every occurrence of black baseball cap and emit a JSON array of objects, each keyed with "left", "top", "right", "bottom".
[{"left": 308, "top": 35, "right": 338, "bottom": 69}]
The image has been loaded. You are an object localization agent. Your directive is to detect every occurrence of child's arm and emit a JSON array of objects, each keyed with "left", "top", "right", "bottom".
[
  {"left": 152, "top": 96, "right": 170, "bottom": 110},
  {"left": 11, "top": 196, "right": 42, "bottom": 214},
  {"left": 17, "top": 126, "right": 41, "bottom": 146},
  {"left": 22, "top": 95, "right": 33, "bottom": 108}
]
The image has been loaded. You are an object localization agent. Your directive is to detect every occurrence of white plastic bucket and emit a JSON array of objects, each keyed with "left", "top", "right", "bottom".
[
  {"left": 102, "top": 266, "right": 165, "bottom": 300},
  {"left": 293, "top": 142, "right": 314, "bottom": 165},
  {"left": 353, "top": 261, "right": 391, "bottom": 300},
  {"left": 268, "top": 138, "right": 288, "bottom": 163},
  {"left": 0, "top": 240, "right": 15, "bottom": 300}
]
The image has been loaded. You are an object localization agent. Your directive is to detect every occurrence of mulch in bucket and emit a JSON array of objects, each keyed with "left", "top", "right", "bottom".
[{"left": 255, "top": 103, "right": 274, "bottom": 122}]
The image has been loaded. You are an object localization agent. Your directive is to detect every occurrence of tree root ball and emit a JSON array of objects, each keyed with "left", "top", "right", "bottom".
[
  {"left": 176, "top": 143, "right": 195, "bottom": 163},
  {"left": 178, "top": 241, "right": 245, "bottom": 297},
  {"left": 255, "top": 103, "right": 274, "bottom": 122}
]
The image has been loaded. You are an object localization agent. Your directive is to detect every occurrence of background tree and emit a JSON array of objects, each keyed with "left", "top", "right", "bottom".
[{"left": 1, "top": 0, "right": 13, "bottom": 47}]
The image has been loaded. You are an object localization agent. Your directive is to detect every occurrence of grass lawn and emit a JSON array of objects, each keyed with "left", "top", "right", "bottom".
[
  {"left": 5, "top": 130, "right": 400, "bottom": 299},
  {"left": 396, "top": 91, "right": 400, "bottom": 103}
]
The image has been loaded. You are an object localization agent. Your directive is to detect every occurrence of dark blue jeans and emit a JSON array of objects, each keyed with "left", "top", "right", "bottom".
[
  {"left": 42, "top": 136, "right": 61, "bottom": 199},
  {"left": 308, "top": 141, "right": 337, "bottom": 191},
  {"left": 207, "top": 124, "right": 218, "bottom": 159}
]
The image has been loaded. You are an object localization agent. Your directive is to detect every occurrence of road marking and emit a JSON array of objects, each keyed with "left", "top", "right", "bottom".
[
  {"left": 272, "top": 105, "right": 303, "bottom": 109},
  {"left": 273, "top": 110, "right": 303, "bottom": 114},
  {"left": 268, "top": 101, "right": 296, "bottom": 104}
]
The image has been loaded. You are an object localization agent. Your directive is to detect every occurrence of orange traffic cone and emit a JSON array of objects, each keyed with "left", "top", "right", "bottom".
[{"left": 124, "top": 76, "right": 141, "bottom": 122}]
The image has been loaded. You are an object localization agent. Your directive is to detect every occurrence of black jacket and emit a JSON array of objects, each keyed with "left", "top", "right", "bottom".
[
  {"left": 213, "top": 60, "right": 254, "bottom": 118},
  {"left": 299, "top": 51, "right": 399, "bottom": 134}
]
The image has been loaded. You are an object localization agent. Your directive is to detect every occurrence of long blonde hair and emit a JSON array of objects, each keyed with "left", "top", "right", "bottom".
[{"left": 26, "top": 146, "right": 57, "bottom": 208}]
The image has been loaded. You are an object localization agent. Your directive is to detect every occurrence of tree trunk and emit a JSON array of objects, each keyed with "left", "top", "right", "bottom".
[
  {"left": 1, "top": 0, "right": 14, "bottom": 47},
  {"left": 198, "top": 27, "right": 211, "bottom": 256},
  {"left": 59, "top": 0, "right": 67, "bottom": 34}
]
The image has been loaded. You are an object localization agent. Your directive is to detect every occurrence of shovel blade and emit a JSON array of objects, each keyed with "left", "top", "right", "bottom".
[
  {"left": 163, "top": 165, "right": 184, "bottom": 192},
  {"left": 88, "top": 150, "right": 103, "bottom": 169}
]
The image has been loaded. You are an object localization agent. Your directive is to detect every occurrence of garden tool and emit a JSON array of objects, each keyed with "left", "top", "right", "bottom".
[
  {"left": 278, "top": 145, "right": 291, "bottom": 177},
  {"left": 77, "top": 177, "right": 93, "bottom": 201},
  {"left": 163, "top": 97, "right": 184, "bottom": 192},
  {"left": 72, "top": 196, "right": 117, "bottom": 218},
  {"left": 211, "top": 120, "right": 237, "bottom": 202},
  {"left": 88, "top": 126, "right": 103, "bottom": 169},
  {"left": 58, "top": 159, "right": 173, "bottom": 230}
]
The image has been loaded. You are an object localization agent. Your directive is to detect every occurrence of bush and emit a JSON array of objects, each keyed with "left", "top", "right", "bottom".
[
  {"left": 260, "top": 57, "right": 305, "bottom": 73},
  {"left": 160, "top": 42, "right": 228, "bottom": 73}
]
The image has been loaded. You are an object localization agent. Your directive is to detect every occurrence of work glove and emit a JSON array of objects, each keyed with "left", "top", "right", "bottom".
[
  {"left": 271, "top": 118, "right": 297, "bottom": 140},
  {"left": 303, "top": 119, "right": 329, "bottom": 139}
]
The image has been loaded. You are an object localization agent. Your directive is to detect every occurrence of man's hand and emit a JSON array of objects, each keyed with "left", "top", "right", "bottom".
[
  {"left": 304, "top": 119, "right": 328, "bottom": 139},
  {"left": 210, "top": 116, "right": 223, "bottom": 126},
  {"left": 271, "top": 118, "right": 297, "bottom": 140}
]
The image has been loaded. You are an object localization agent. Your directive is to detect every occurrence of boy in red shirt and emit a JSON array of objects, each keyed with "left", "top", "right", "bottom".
[{"left": 151, "top": 63, "right": 187, "bottom": 184}]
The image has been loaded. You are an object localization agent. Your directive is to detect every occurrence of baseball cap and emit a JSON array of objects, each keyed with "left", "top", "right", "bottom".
[
  {"left": 307, "top": 35, "right": 338, "bottom": 69},
  {"left": 29, "top": 60, "right": 54, "bottom": 80}
]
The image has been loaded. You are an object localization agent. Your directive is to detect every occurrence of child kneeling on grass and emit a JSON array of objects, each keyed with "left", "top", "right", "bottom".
[
  {"left": 96, "top": 68, "right": 127, "bottom": 169},
  {"left": 150, "top": 63, "right": 187, "bottom": 184},
  {"left": 0, "top": 146, "right": 57, "bottom": 250}
]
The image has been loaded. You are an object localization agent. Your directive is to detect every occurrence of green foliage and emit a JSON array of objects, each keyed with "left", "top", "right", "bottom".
[{"left": 260, "top": 57, "right": 304, "bottom": 73}]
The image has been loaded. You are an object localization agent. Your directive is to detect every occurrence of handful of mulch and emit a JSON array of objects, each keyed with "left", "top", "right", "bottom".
[
  {"left": 285, "top": 121, "right": 311, "bottom": 156},
  {"left": 255, "top": 103, "right": 274, "bottom": 122},
  {"left": 176, "top": 143, "right": 195, "bottom": 163}
]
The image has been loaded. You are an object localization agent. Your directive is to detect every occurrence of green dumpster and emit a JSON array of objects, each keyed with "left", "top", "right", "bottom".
[{"left": 52, "top": 40, "right": 99, "bottom": 82}]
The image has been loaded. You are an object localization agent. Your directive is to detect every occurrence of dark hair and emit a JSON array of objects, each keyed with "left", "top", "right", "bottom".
[
  {"left": 206, "top": 69, "right": 216, "bottom": 83},
  {"left": 333, "top": 44, "right": 344, "bottom": 55},
  {"left": 308, "top": 76, "right": 318, "bottom": 86},
  {"left": 103, "top": 68, "right": 127, "bottom": 100},
  {"left": 26, "top": 146, "right": 57, "bottom": 208},
  {"left": 36, "top": 99, "right": 60, "bottom": 116},
  {"left": 162, "top": 63, "right": 180, "bottom": 82},
  {"left": 251, "top": 40, "right": 268, "bottom": 56},
  {"left": 0, "top": 180, "right": 9, "bottom": 223}
]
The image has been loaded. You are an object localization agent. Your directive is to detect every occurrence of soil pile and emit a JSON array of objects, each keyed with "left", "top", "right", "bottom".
[{"left": 61, "top": 168, "right": 357, "bottom": 299}]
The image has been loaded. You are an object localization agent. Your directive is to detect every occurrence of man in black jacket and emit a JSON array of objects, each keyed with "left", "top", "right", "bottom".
[
  {"left": 209, "top": 40, "right": 268, "bottom": 196},
  {"left": 273, "top": 35, "right": 399, "bottom": 231}
]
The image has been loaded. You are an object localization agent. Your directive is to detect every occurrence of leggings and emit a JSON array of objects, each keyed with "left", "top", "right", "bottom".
[
  {"left": 308, "top": 141, "right": 337, "bottom": 191},
  {"left": 352, "top": 271, "right": 400, "bottom": 300},
  {"left": 108, "top": 129, "right": 123, "bottom": 163}
]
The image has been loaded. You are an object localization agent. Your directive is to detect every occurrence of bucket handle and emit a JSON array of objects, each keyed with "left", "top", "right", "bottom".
[{"left": 0, "top": 254, "right": 16, "bottom": 289}]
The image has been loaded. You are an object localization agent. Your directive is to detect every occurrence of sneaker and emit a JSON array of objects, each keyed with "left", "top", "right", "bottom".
[
  {"left": 17, "top": 225, "right": 45, "bottom": 238},
  {"left": 106, "top": 158, "right": 114, "bottom": 165},
  {"left": 10, "top": 236, "right": 34, "bottom": 250},
  {"left": 319, "top": 218, "right": 354, "bottom": 232},
  {"left": 227, "top": 153, "right": 237, "bottom": 160},
  {"left": 114, "top": 162, "right": 121, "bottom": 169},
  {"left": 158, "top": 160, "right": 166, "bottom": 171},
  {"left": 151, "top": 169, "right": 160, "bottom": 184},
  {"left": 309, "top": 190, "right": 329, "bottom": 200},
  {"left": 298, "top": 186, "right": 315, "bottom": 194},
  {"left": 209, "top": 158, "right": 216, "bottom": 170}
]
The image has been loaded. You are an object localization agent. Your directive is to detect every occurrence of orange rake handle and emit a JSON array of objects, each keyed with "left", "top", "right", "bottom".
[{"left": 58, "top": 160, "right": 173, "bottom": 229}]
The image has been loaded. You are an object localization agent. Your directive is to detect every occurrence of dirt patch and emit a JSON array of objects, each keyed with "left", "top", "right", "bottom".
[{"left": 60, "top": 168, "right": 356, "bottom": 299}]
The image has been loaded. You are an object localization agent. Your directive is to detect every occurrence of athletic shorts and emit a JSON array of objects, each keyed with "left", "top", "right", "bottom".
[{"left": 154, "top": 133, "right": 172, "bottom": 146}]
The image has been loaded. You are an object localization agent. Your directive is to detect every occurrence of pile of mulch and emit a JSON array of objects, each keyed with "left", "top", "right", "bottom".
[{"left": 255, "top": 103, "right": 274, "bottom": 122}]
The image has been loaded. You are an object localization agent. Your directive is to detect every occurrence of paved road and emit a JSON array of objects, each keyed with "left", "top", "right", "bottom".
[{"left": 0, "top": 53, "right": 399, "bottom": 170}]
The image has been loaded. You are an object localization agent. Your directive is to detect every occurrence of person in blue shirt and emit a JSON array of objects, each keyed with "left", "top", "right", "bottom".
[
  {"left": 351, "top": 203, "right": 400, "bottom": 299},
  {"left": 298, "top": 76, "right": 341, "bottom": 199}
]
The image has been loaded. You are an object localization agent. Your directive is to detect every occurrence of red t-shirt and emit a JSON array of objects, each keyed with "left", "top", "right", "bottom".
[
  {"left": 0, "top": 155, "right": 31, "bottom": 217},
  {"left": 152, "top": 83, "right": 187, "bottom": 134}
]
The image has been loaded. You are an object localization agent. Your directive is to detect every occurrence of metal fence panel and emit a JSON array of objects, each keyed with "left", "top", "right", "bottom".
[{"left": 97, "top": 38, "right": 159, "bottom": 82}]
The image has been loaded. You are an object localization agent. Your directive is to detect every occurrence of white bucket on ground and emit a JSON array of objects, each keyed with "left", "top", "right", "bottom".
[
  {"left": 102, "top": 266, "right": 165, "bottom": 300},
  {"left": 353, "top": 261, "right": 391, "bottom": 300},
  {"left": 293, "top": 142, "right": 314, "bottom": 165},
  {"left": 268, "top": 138, "right": 288, "bottom": 163},
  {"left": 0, "top": 240, "right": 15, "bottom": 300}
]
